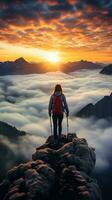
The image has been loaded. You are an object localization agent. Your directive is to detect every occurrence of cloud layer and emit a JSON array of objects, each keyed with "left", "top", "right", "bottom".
[
  {"left": 0, "top": 69, "right": 112, "bottom": 171},
  {"left": 0, "top": 0, "right": 112, "bottom": 53}
]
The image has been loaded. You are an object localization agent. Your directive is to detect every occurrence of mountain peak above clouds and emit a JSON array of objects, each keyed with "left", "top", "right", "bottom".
[
  {"left": 61, "top": 60, "right": 102, "bottom": 73},
  {"left": 100, "top": 64, "right": 112, "bottom": 75},
  {"left": 15, "top": 57, "right": 29, "bottom": 65},
  {"left": 0, "top": 120, "right": 26, "bottom": 141},
  {"left": 76, "top": 93, "right": 112, "bottom": 119}
]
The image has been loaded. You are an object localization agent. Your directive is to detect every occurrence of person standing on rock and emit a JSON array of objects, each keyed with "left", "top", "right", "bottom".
[{"left": 48, "top": 84, "right": 69, "bottom": 140}]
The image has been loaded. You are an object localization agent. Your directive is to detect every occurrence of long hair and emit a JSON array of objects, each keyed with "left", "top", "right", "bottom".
[{"left": 53, "top": 84, "right": 63, "bottom": 94}]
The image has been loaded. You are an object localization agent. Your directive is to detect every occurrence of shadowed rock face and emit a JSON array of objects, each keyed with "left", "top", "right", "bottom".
[
  {"left": 0, "top": 133, "right": 102, "bottom": 200},
  {"left": 0, "top": 121, "right": 27, "bottom": 181},
  {"left": 100, "top": 64, "right": 112, "bottom": 75},
  {"left": 0, "top": 121, "right": 26, "bottom": 141},
  {"left": 76, "top": 93, "right": 112, "bottom": 119}
]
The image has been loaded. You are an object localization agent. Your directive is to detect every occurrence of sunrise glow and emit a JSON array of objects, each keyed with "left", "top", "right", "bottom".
[
  {"left": 43, "top": 51, "right": 61, "bottom": 63},
  {"left": 0, "top": 1, "right": 112, "bottom": 63}
]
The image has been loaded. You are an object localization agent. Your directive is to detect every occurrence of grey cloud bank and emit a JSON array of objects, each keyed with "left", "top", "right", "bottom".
[{"left": 0, "top": 69, "right": 112, "bottom": 170}]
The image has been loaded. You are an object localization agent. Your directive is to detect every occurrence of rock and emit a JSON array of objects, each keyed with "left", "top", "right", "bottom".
[
  {"left": 100, "top": 64, "right": 112, "bottom": 75},
  {"left": 7, "top": 192, "right": 27, "bottom": 200},
  {"left": 76, "top": 103, "right": 94, "bottom": 118},
  {"left": 76, "top": 93, "right": 112, "bottom": 119},
  {"left": 24, "top": 167, "right": 55, "bottom": 199},
  {"left": 0, "top": 133, "right": 102, "bottom": 200}
]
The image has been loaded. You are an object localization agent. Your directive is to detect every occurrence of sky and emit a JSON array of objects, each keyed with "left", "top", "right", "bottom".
[{"left": 0, "top": 0, "right": 112, "bottom": 63}]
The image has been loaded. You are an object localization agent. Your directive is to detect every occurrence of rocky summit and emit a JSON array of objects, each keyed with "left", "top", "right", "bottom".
[{"left": 0, "top": 133, "right": 102, "bottom": 200}]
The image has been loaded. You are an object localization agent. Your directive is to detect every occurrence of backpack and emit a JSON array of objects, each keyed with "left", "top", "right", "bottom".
[{"left": 52, "top": 95, "right": 63, "bottom": 114}]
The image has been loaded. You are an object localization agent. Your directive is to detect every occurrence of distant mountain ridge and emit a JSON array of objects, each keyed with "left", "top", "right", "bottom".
[
  {"left": 0, "top": 57, "right": 103, "bottom": 75},
  {"left": 0, "top": 57, "right": 44, "bottom": 75},
  {"left": 61, "top": 60, "right": 102, "bottom": 73}
]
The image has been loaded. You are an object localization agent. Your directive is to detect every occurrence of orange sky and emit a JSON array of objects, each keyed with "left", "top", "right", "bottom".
[{"left": 0, "top": 0, "right": 112, "bottom": 63}]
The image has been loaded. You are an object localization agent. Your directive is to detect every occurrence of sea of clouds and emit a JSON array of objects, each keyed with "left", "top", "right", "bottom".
[{"left": 0, "top": 69, "right": 112, "bottom": 170}]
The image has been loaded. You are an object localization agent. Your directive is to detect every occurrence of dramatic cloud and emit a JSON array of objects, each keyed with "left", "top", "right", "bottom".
[
  {"left": 0, "top": 69, "right": 112, "bottom": 171},
  {"left": 0, "top": 0, "right": 112, "bottom": 62}
]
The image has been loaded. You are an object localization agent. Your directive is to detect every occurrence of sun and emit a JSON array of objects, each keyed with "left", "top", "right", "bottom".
[{"left": 44, "top": 51, "right": 61, "bottom": 63}]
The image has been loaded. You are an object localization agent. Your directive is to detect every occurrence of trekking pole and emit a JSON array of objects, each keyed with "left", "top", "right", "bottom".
[
  {"left": 50, "top": 116, "right": 52, "bottom": 135},
  {"left": 66, "top": 115, "right": 69, "bottom": 135}
]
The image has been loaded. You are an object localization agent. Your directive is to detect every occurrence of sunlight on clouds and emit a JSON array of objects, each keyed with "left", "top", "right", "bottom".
[
  {"left": 0, "top": 41, "right": 112, "bottom": 63},
  {"left": 0, "top": 42, "right": 61, "bottom": 63},
  {"left": 0, "top": 1, "right": 112, "bottom": 62}
]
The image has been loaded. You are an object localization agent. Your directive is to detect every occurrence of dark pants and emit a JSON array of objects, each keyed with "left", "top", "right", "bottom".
[{"left": 52, "top": 114, "right": 63, "bottom": 139}]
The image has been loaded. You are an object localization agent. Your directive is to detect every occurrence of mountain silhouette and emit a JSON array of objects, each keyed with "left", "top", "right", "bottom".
[
  {"left": 0, "top": 58, "right": 103, "bottom": 75},
  {"left": 0, "top": 121, "right": 26, "bottom": 141},
  {"left": 62, "top": 60, "right": 102, "bottom": 73},
  {"left": 0, "top": 57, "right": 43, "bottom": 75},
  {"left": 100, "top": 64, "right": 112, "bottom": 75},
  {"left": 0, "top": 133, "right": 102, "bottom": 200},
  {"left": 76, "top": 93, "right": 112, "bottom": 119},
  {"left": 0, "top": 121, "right": 27, "bottom": 181},
  {"left": 15, "top": 57, "right": 28, "bottom": 64}
]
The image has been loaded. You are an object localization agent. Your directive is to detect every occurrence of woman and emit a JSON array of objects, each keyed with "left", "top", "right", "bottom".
[{"left": 48, "top": 84, "right": 69, "bottom": 139}]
